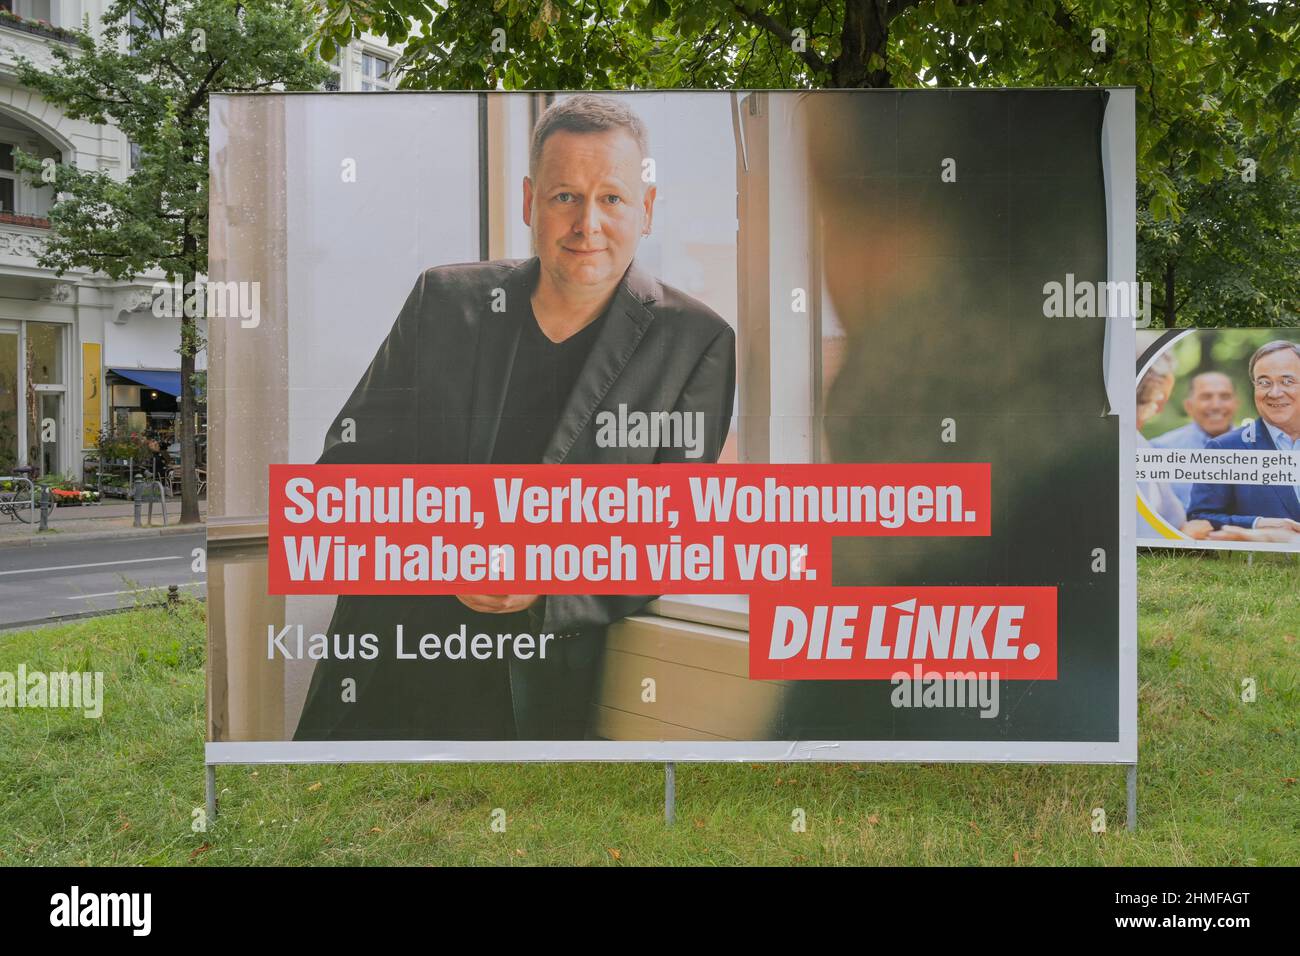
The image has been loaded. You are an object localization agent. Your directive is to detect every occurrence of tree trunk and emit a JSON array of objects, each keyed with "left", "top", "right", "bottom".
[
  {"left": 1162, "top": 259, "right": 1176, "bottom": 329},
  {"left": 834, "top": 0, "right": 892, "bottom": 87},
  {"left": 178, "top": 268, "right": 200, "bottom": 525},
  {"left": 1196, "top": 330, "right": 1219, "bottom": 375}
]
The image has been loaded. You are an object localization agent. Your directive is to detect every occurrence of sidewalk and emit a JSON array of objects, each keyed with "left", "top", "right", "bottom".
[{"left": 0, "top": 498, "right": 207, "bottom": 548}]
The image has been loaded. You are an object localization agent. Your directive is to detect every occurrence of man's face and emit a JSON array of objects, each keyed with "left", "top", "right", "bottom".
[
  {"left": 523, "top": 129, "right": 655, "bottom": 294},
  {"left": 1183, "top": 372, "right": 1238, "bottom": 437},
  {"left": 1253, "top": 349, "right": 1300, "bottom": 434}
]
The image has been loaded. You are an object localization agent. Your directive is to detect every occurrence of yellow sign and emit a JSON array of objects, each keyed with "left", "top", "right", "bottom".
[{"left": 82, "top": 342, "right": 101, "bottom": 448}]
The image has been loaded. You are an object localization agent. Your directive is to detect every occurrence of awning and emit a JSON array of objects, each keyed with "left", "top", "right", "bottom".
[{"left": 108, "top": 368, "right": 181, "bottom": 397}]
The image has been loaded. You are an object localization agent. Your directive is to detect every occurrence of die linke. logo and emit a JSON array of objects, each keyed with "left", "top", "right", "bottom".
[{"left": 749, "top": 586, "right": 1058, "bottom": 681}]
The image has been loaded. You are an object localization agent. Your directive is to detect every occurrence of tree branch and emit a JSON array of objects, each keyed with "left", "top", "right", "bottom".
[
  {"left": 183, "top": 57, "right": 226, "bottom": 117},
  {"left": 738, "top": 31, "right": 761, "bottom": 85},
  {"left": 730, "top": 1, "right": 829, "bottom": 77}
]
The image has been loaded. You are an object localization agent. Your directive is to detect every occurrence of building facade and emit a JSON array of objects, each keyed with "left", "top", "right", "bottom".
[{"left": 0, "top": 0, "right": 398, "bottom": 479}]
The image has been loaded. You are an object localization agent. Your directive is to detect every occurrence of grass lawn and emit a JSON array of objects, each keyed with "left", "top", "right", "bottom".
[{"left": 1, "top": 552, "right": 1296, "bottom": 866}]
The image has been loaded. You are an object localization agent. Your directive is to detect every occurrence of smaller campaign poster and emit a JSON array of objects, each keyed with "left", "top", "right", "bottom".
[{"left": 1137, "top": 329, "right": 1300, "bottom": 553}]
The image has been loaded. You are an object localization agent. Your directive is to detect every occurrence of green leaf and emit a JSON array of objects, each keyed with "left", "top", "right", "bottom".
[{"left": 1150, "top": 191, "right": 1168, "bottom": 222}]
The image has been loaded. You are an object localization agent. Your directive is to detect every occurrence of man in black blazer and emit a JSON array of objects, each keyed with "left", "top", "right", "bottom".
[{"left": 294, "top": 94, "right": 736, "bottom": 741}]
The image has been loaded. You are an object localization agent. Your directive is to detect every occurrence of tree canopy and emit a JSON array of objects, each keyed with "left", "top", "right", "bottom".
[{"left": 309, "top": 0, "right": 1300, "bottom": 325}]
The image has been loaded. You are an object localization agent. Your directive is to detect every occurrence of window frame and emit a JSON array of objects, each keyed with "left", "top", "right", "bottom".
[
  {"left": 6, "top": 320, "right": 71, "bottom": 474},
  {"left": 0, "top": 140, "right": 20, "bottom": 213},
  {"left": 648, "top": 93, "right": 823, "bottom": 633},
  {"left": 359, "top": 49, "right": 393, "bottom": 91}
]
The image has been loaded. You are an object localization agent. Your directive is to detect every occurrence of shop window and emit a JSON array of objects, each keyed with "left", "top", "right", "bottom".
[
  {"left": 25, "top": 322, "right": 62, "bottom": 385},
  {"left": 0, "top": 323, "right": 68, "bottom": 474}
]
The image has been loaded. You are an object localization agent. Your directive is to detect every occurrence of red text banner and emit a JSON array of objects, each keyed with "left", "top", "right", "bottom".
[
  {"left": 267, "top": 463, "right": 992, "bottom": 595},
  {"left": 750, "top": 585, "right": 1058, "bottom": 680}
]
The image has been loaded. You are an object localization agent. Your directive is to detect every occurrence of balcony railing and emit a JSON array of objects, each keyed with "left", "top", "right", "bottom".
[
  {"left": 0, "top": 211, "right": 50, "bottom": 229},
  {"left": 0, "top": 212, "right": 49, "bottom": 259},
  {"left": 0, "top": 11, "right": 81, "bottom": 45}
]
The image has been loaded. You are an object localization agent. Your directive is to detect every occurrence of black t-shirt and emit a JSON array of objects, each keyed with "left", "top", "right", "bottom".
[
  {"left": 491, "top": 302, "right": 608, "bottom": 465},
  {"left": 471, "top": 301, "right": 609, "bottom": 640}
]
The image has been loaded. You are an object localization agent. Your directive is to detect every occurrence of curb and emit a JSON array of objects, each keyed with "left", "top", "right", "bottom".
[
  {"left": 0, "top": 524, "right": 206, "bottom": 550},
  {"left": 0, "top": 593, "right": 207, "bottom": 634}
]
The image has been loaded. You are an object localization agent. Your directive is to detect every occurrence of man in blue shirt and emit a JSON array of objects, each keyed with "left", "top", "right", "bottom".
[
  {"left": 1150, "top": 371, "right": 1238, "bottom": 509},
  {"left": 1187, "top": 341, "right": 1300, "bottom": 533}
]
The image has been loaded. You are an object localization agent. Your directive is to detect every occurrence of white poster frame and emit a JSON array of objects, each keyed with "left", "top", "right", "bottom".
[{"left": 206, "top": 89, "right": 1138, "bottom": 775}]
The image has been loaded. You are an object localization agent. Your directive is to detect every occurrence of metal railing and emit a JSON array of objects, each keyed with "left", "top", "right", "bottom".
[{"left": 133, "top": 479, "right": 168, "bottom": 527}]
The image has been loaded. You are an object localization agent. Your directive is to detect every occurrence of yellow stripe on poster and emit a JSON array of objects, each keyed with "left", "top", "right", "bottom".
[
  {"left": 1136, "top": 494, "right": 1183, "bottom": 540},
  {"left": 82, "top": 342, "right": 101, "bottom": 448}
]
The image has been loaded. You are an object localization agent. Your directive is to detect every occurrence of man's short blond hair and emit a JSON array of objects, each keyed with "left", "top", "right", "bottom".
[{"left": 529, "top": 94, "right": 649, "bottom": 178}]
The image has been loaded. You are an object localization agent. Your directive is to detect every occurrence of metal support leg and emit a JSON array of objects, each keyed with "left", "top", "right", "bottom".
[
  {"left": 665, "top": 762, "right": 676, "bottom": 827},
  {"left": 1126, "top": 764, "right": 1137, "bottom": 832},
  {"left": 206, "top": 764, "right": 217, "bottom": 821}
]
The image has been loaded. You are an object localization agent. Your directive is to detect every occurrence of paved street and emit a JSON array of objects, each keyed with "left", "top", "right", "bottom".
[{"left": 0, "top": 530, "right": 206, "bottom": 630}]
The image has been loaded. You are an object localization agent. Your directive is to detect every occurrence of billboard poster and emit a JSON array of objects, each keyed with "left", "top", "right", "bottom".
[
  {"left": 206, "top": 89, "right": 1136, "bottom": 765},
  {"left": 1137, "top": 329, "right": 1300, "bottom": 553}
]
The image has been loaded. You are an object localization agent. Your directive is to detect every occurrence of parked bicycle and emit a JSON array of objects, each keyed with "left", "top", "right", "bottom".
[{"left": 0, "top": 471, "right": 36, "bottom": 524}]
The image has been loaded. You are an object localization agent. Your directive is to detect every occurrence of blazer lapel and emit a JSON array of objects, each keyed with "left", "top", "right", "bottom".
[
  {"left": 466, "top": 258, "right": 534, "bottom": 463},
  {"left": 543, "top": 261, "right": 660, "bottom": 464}
]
